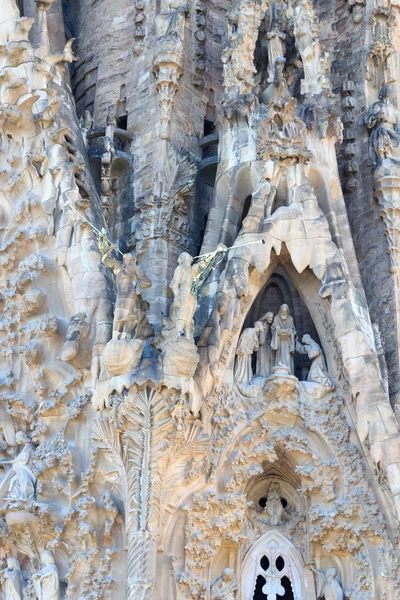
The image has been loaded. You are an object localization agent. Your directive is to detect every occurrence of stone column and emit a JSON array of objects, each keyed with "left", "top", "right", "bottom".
[{"left": 152, "top": 41, "right": 184, "bottom": 141}]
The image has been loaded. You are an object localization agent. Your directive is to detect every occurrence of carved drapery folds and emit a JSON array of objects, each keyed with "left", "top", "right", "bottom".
[{"left": 366, "top": 86, "right": 400, "bottom": 273}]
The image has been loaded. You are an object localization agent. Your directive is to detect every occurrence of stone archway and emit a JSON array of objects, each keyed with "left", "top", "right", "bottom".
[{"left": 241, "top": 531, "right": 304, "bottom": 600}]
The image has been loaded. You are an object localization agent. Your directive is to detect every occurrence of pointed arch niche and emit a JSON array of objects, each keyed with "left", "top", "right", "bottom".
[
  {"left": 241, "top": 531, "right": 304, "bottom": 600},
  {"left": 241, "top": 264, "right": 321, "bottom": 381}
]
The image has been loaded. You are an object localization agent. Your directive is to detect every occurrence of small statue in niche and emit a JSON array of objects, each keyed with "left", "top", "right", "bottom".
[
  {"left": 59, "top": 312, "right": 88, "bottom": 364},
  {"left": 169, "top": 252, "right": 201, "bottom": 339},
  {"left": 265, "top": 3, "right": 287, "bottom": 84},
  {"left": 32, "top": 551, "right": 60, "bottom": 600},
  {"left": 309, "top": 565, "right": 344, "bottom": 600},
  {"left": 102, "top": 245, "right": 152, "bottom": 341},
  {"left": 365, "top": 85, "right": 400, "bottom": 168},
  {"left": 155, "top": 0, "right": 188, "bottom": 39},
  {"left": 210, "top": 568, "right": 238, "bottom": 600},
  {"left": 262, "top": 481, "right": 287, "bottom": 526},
  {"left": 256, "top": 312, "right": 275, "bottom": 378},
  {"left": 234, "top": 322, "right": 263, "bottom": 385},
  {"left": 296, "top": 334, "right": 334, "bottom": 388},
  {"left": 271, "top": 304, "right": 296, "bottom": 374},
  {"left": 292, "top": 0, "right": 323, "bottom": 95},
  {"left": 0, "top": 431, "right": 36, "bottom": 500},
  {"left": 1, "top": 557, "right": 22, "bottom": 600},
  {"left": 261, "top": 57, "right": 291, "bottom": 104}
]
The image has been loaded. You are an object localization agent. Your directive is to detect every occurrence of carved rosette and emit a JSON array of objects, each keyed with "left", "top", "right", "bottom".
[
  {"left": 374, "top": 169, "right": 400, "bottom": 274},
  {"left": 153, "top": 42, "right": 184, "bottom": 141}
]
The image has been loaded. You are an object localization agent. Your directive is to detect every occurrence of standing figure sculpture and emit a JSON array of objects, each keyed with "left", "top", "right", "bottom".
[
  {"left": 271, "top": 304, "right": 296, "bottom": 373},
  {"left": 210, "top": 568, "right": 238, "bottom": 600},
  {"left": 265, "top": 3, "right": 286, "bottom": 84},
  {"left": 169, "top": 252, "right": 200, "bottom": 339},
  {"left": 1, "top": 557, "right": 22, "bottom": 600},
  {"left": 365, "top": 85, "right": 400, "bottom": 167},
  {"left": 296, "top": 334, "right": 333, "bottom": 388},
  {"left": 263, "top": 482, "right": 286, "bottom": 526},
  {"left": 0, "top": 431, "right": 36, "bottom": 500},
  {"left": 33, "top": 551, "right": 60, "bottom": 600},
  {"left": 256, "top": 312, "right": 275, "bottom": 378},
  {"left": 310, "top": 565, "right": 344, "bottom": 600},
  {"left": 102, "top": 246, "right": 152, "bottom": 340},
  {"left": 235, "top": 323, "right": 263, "bottom": 385}
]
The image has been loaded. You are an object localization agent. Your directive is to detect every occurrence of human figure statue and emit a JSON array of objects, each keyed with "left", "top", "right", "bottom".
[
  {"left": 169, "top": 252, "right": 201, "bottom": 339},
  {"left": 234, "top": 323, "right": 263, "bottom": 385},
  {"left": 310, "top": 565, "right": 344, "bottom": 600},
  {"left": 155, "top": 0, "right": 187, "bottom": 39},
  {"left": 33, "top": 551, "right": 60, "bottom": 600},
  {"left": 365, "top": 85, "right": 400, "bottom": 168},
  {"left": 210, "top": 568, "right": 238, "bottom": 600},
  {"left": 0, "top": 431, "right": 36, "bottom": 500},
  {"left": 102, "top": 246, "right": 151, "bottom": 340},
  {"left": 263, "top": 482, "right": 286, "bottom": 526},
  {"left": 296, "top": 334, "right": 333, "bottom": 388},
  {"left": 261, "top": 57, "right": 291, "bottom": 104},
  {"left": 265, "top": 3, "right": 286, "bottom": 84},
  {"left": 293, "top": 0, "right": 322, "bottom": 95},
  {"left": 271, "top": 304, "right": 296, "bottom": 373},
  {"left": 1, "top": 557, "right": 22, "bottom": 600},
  {"left": 256, "top": 312, "right": 275, "bottom": 378}
]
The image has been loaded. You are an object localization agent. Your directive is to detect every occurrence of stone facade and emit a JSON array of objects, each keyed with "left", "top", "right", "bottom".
[{"left": 1, "top": 0, "right": 400, "bottom": 599}]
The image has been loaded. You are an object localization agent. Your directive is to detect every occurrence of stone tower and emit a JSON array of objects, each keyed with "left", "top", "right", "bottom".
[{"left": 2, "top": 0, "right": 400, "bottom": 598}]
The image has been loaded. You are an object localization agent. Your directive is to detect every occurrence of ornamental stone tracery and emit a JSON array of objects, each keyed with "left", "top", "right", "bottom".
[{"left": 0, "top": 0, "right": 400, "bottom": 599}]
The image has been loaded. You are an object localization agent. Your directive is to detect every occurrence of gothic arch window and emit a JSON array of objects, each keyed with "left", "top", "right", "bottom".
[{"left": 241, "top": 531, "right": 303, "bottom": 600}]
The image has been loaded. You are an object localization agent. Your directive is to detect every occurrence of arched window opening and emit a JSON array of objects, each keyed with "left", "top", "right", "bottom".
[{"left": 243, "top": 532, "right": 303, "bottom": 600}]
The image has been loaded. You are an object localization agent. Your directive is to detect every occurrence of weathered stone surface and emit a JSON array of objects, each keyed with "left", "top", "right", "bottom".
[{"left": 1, "top": 0, "right": 400, "bottom": 599}]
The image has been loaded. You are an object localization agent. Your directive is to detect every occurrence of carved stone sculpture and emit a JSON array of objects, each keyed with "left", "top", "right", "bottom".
[
  {"left": 1, "top": 557, "right": 22, "bottom": 600},
  {"left": 296, "top": 334, "right": 334, "bottom": 388},
  {"left": 210, "top": 568, "right": 238, "bottom": 600},
  {"left": 155, "top": 0, "right": 187, "bottom": 39},
  {"left": 310, "top": 565, "right": 344, "bottom": 600},
  {"left": 59, "top": 312, "right": 88, "bottom": 364},
  {"left": 271, "top": 305, "right": 296, "bottom": 374},
  {"left": 265, "top": 4, "right": 286, "bottom": 84},
  {"left": 0, "top": 432, "right": 36, "bottom": 501},
  {"left": 32, "top": 551, "right": 60, "bottom": 600},
  {"left": 365, "top": 85, "right": 400, "bottom": 168},
  {"left": 234, "top": 323, "right": 262, "bottom": 385},
  {"left": 262, "top": 482, "right": 286, "bottom": 526},
  {"left": 102, "top": 247, "right": 151, "bottom": 341},
  {"left": 256, "top": 311, "right": 275, "bottom": 378},
  {"left": 169, "top": 252, "right": 199, "bottom": 339}
]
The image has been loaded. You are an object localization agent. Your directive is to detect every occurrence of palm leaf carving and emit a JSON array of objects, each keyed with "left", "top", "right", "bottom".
[
  {"left": 91, "top": 417, "right": 126, "bottom": 501},
  {"left": 160, "top": 424, "right": 210, "bottom": 514},
  {"left": 121, "top": 388, "right": 174, "bottom": 536}
]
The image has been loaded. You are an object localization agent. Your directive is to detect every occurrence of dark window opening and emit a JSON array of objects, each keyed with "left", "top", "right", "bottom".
[
  {"left": 280, "top": 576, "right": 294, "bottom": 600},
  {"left": 116, "top": 115, "right": 128, "bottom": 130},
  {"left": 204, "top": 119, "right": 216, "bottom": 136},
  {"left": 260, "top": 556, "right": 270, "bottom": 571},
  {"left": 259, "top": 497, "right": 288, "bottom": 509},
  {"left": 276, "top": 556, "right": 285, "bottom": 571},
  {"left": 252, "top": 575, "right": 267, "bottom": 600}
]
